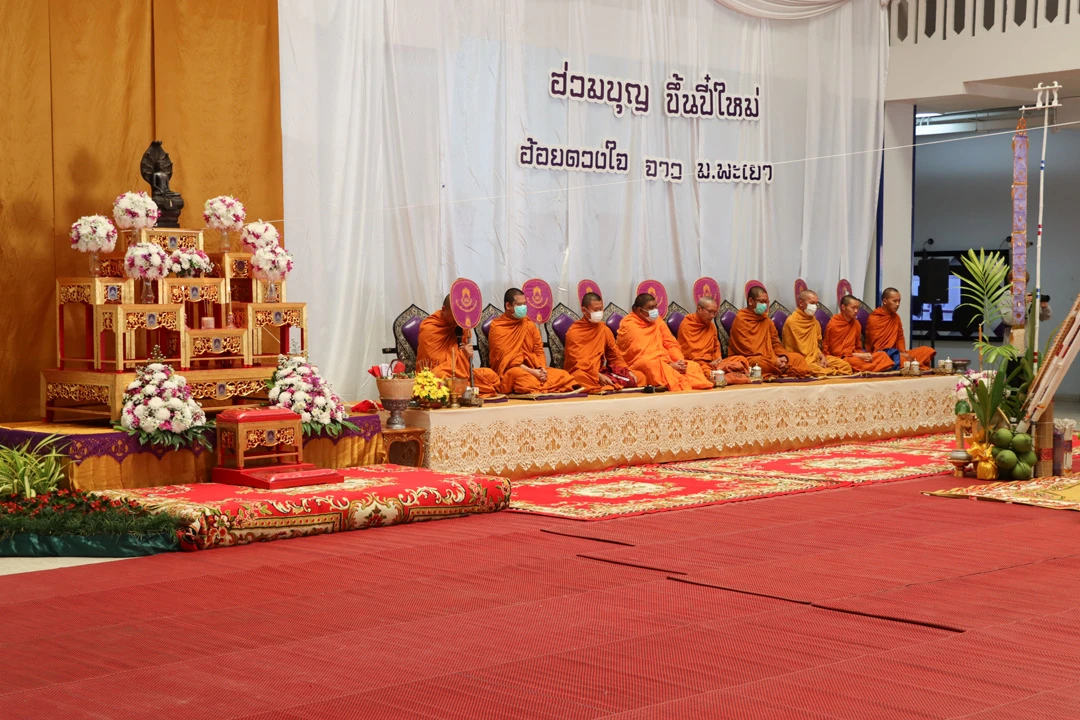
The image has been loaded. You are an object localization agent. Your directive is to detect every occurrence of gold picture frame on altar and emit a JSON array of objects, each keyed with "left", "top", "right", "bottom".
[{"left": 138, "top": 228, "right": 204, "bottom": 252}]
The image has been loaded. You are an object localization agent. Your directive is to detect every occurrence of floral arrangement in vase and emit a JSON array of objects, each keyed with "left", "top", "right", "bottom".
[
  {"left": 115, "top": 360, "right": 212, "bottom": 450},
  {"left": 125, "top": 241, "right": 170, "bottom": 302},
  {"left": 251, "top": 245, "right": 293, "bottom": 302},
  {"left": 203, "top": 195, "right": 246, "bottom": 252},
  {"left": 412, "top": 369, "right": 449, "bottom": 407},
  {"left": 112, "top": 191, "right": 160, "bottom": 230},
  {"left": 267, "top": 355, "right": 357, "bottom": 438},
  {"left": 168, "top": 247, "right": 213, "bottom": 277},
  {"left": 240, "top": 220, "right": 280, "bottom": 253},
  {"left": 70, "top": 215, "right": 118, "bottom": 276}
]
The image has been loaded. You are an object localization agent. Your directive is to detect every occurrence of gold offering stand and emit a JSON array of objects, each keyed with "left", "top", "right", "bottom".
[{"left": 42, "top": 228, "right": 305, "bottom": 422}]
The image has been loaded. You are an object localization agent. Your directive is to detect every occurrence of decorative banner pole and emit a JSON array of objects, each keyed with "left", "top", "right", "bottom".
[
  {"left": 1009, "top": 119, "right": 1028, "bottom": 337},
  {"left": 1019, "top": 82, "right": 1063, "bottom": 371}
]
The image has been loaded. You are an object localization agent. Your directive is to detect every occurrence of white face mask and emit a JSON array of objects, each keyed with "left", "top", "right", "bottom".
[
  {"left": 804, "top": 303, "right": 818, "bottom": 316},
  {"left": 588, "top": 310, "right": 604, "bottom": 323}
]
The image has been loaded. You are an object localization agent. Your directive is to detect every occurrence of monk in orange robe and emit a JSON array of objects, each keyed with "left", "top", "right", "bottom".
[
  {"left": 487, "top": 288, "right": 579, "bottom": 394},
  {"left": 676, "top": 297, "right": 751, "bottom": 384},
  {"left": 824, "top": 294, "right": 897, "bottom": 373},
  {"left": 866, "top": 287, "right": 936, "bottom": 370},
  {"left": 416, "top": 296, "right": 502, "bottom": 397},
  {"left": 563, "top": 292, "right": 643, "bottom": 393},
  {"left": 781, "top": 290, "right": 852, "bottom": 376},
  {"left": 728, "top": 287, "right": 814, "bottom": 378},
  {"left": 617, "top": 293, "right": 713, "bottom": 391}
]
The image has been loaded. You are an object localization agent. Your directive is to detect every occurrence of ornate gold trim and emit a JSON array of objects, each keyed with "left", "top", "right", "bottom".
[
  {"left": 46, "top": 383, "right": 110, "bottom": 404},
  {"left": 189, "top": 379, "right": 266, "bottom": 400},
  {"left": 254, "top": 309, "right": 302, "bottom": 327},
  {"left": 58, "top": 285, "right": 91, "bottom": 304},
  {"left": 125, "top": 311, "right": 178, "bottom": 331},
  {"left": 245, "top": 427, "right": 297, "bottom": 450},
  {"left": 192, "top": 336, "right": 242, "bottom": 356}
]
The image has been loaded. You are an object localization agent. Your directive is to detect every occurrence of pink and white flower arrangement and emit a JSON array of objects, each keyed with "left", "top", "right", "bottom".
[
  {"left": 203, "top": 195, "right": 246, "bottom": 231},
  {"left": 267, "top": 355, "right": 356, "bottom": 437},
  {"left": 251, "top": 245, "right": 294, "bottom": 282},
  {"left": 240, "top": 220, "right": 280, "bottom": 253},
  {"left": 70, "top": 215, "right": 118, "bottom": 253},
  {"left": 112, "top": 191, "right": 160, "bottom": 230},
  {"left": 955, "top": 370, "right": 996, "bottom": 415},
  {"left": 116, "top": 363, "right": 211, "bottom": 449},
  {"left": 169, "top": 247, "right": 213, "bottom": 277},
  {"left": 124, "top": 242, "right": 170, "bottom": 280}
]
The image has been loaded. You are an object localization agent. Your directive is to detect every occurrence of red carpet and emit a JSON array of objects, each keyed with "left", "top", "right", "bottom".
[
  {"left": 4, "top": 470, "right": 1080, "bottom": 719},
  {"left": 94, "top": 465, "right": 511, "bottom": 550}
]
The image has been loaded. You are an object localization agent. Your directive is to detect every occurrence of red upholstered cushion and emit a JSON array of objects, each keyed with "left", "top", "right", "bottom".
[{"left": 218, "top": 408, "right": 300, "bottom": 423}]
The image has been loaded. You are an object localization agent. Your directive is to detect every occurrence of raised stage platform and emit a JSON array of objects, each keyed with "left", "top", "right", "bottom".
[
  {"left": 0, "top": 415, "right": 383, "bottom": 491},
  {"left": 402, "top": 375, "right": 956, "bottom": 479}
]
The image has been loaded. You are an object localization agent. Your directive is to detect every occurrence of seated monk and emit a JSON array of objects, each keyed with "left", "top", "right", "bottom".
[
  {"left": 676, "top": 297, "right": 752, "bottom": 384},
  {"left": 824, "top": 294, "right": 897, "bottom": 373},
  {"left": 487, "top": 288, "right": 579, "bottom": 394},
  {"left": 866, "top": 287, "right": 936, "bottom": 370},
  {"left": 416, "top": 296, "right": 502, "bottom": 397},
  {"left": 617, "top": 293, "right": 712, "bottom": 391},
  {"left": 728, "top": 287, "right": 814, "bottom": 378},
  {"left": 781, "top": 290, "right": 852, "bottom": 376},
  {"left": 563, "top": 292, "right": 643, "bottom": 393}
]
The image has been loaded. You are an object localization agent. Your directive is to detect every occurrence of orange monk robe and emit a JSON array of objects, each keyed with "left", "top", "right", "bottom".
[
  {"left": 823, "top": 315, "right": 896, "bottom": 373},
  {"left": 865, "top": 307, "right": 936, "bottom": 369},
  {"left": 416, "top": 314, "right": 502, "bottom": 397},
  {"left": 675, "top": 313, "right": 753, "bottom": 382},
  {"left": 781, "top": 310, "right": 852, "bottom": 376},
  {"left": 616, "top": 313, "right": 712, "bottom": 391},
  {"left": 728, "top": 308, "right": 814, "bottom": 378},
  {"left": 487, "top": 314, "right": 578, "bottom": 394},
  {"left": 562, "top": 318, "right": 644, "bottom": 393}
]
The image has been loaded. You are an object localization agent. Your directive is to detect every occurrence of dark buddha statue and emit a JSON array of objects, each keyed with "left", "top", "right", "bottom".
[{"left": 140, "top": 141, "right": 185, "bottom": 228}]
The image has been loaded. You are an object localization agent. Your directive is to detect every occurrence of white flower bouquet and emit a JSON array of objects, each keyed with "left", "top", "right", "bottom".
[
  {"left": 240, "top": 220, "right": 280, "bottom": 253},
  {"left": 112, "top": 191, "right": 160, "bottom": 230},
  {"left": 116, "top": 362, "right": 212, "bottom": 450},
  {"left": 251, "top": 245, "right": 294, "bottom": 282},
  {"left": 203, "top": 195, "right": 246, "bottom": 231},
  {"left": 267, "top": 355, "right": 356, "bottom": 437},
  {"left": 169, "top": 247, "right": 213, "bottom": 277},
  {"left": 124, "top": 242, "right": 171, "bottom": 280},
  {"left": 70, "top": 215, "right": 118, "bottom": 253}
]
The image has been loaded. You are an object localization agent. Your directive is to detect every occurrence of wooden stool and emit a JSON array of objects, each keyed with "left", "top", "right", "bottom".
[
  {"left": 382, "top": 427, "right": 425, "bottom": 467},
  {"left": 216, "top": 408, "right": 303, "bottom": 470}
]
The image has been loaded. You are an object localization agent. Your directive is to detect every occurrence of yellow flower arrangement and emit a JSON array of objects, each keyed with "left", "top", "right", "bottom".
[{"left": 412, "top": 369, "right": 449, "bottom": 403}]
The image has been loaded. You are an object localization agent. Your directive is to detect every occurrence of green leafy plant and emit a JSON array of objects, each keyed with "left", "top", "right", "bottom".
[
  {"left": 114, "top": 421, "right": 215, "bottom": 452},
  {"left": 0, "top": 489, "right": 181, "bottom": 539},
  {"left": 0, "top": 435, "right": 68, "bottom": 498},
  {"left": 954, "top": 249, "right": 1019, "bottom": 368},
  {"left": 965, "top": 369, "right": 1008, "bottom": 433}
]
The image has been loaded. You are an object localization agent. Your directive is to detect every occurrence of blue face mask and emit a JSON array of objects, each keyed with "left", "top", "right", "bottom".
[
  {"left": 513, "top": 304, "right": 528, "bottom": 320},
  {"left": 754, "top": 303, "right": 768, "bottom": 315},
  {"left": 647, "top": 308, "right": 660, "bottom": 322}
]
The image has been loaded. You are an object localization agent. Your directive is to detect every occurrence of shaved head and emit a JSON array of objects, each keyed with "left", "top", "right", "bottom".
[
  {"left": 633, "top": 293, "right": 655, "bottom": 310},
  {"left": 798, "top": 290, "right": 817, "bottom": 303},
  {"left": 882, "top": 287, "right": 900, "bottom": 301},
  {"left": 748, "top": 287, "right": 767, "bottom": 302},
  {"left": 697, "top": 296, "right": 718, "bottom": 310}
]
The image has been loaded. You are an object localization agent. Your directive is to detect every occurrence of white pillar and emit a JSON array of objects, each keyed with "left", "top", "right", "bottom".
[{"left": 881, "top": 101, "right": 915, "bottom": 344}]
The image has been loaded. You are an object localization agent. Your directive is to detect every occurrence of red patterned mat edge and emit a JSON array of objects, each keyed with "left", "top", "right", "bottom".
[{"left": 95, "top": 465, "right": 511, "bottom": 550}]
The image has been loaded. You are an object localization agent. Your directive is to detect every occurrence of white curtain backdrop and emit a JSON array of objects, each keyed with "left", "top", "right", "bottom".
[{"left": 279, "top": 0, "right": 889, "bottom": 400}]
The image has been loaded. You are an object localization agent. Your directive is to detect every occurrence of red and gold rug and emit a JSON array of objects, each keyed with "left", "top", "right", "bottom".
[
  {"left": 668, "top": 444, "right": 953, "bottom": 484},
  {"left": 94, "top": 465, "right": 511, "bottom": 550},
  {"left": 927, "top": 476, "right": 1080, "bottom": 511},
  {"left": 508, "top": 465, "right": 837, "bottom": 520},
  {"left": 509, "top": 435, "right": 955, "bottom": 520}
]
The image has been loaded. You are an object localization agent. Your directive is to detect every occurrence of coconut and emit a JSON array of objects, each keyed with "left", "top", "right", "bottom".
[
  {"left": 1011, "top": 461, "right": 1033, "bottom": 481},
  {"left": 1020, "top": 450, "right": 1038, "bottom": 467},
  {"left": 995, "top": 449, "right": 1019, "bottom": 471},
  {"left": 1010, "top": 433, "right": 1033, "bottom": 454},
  {"left": 990, "top": 427, "right": 1015, "bottom": 449}
]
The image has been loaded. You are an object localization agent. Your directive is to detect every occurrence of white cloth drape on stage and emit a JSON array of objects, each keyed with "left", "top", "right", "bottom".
[
  {"left": 711, "top": 0, "right": 856, "bottom": 20},
  {"left": 278, "top": 0, "right": 888, "bottom": 400}
]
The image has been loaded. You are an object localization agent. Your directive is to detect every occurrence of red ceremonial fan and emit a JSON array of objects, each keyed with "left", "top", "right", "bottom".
[{"left": 522, "top": 278, "right": 553, "bottom": 324}]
